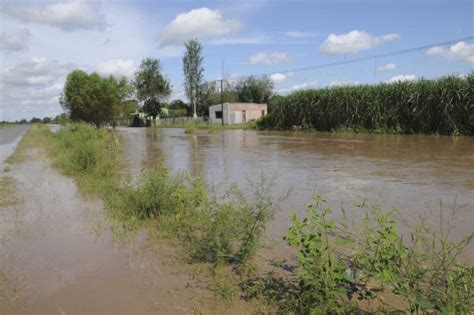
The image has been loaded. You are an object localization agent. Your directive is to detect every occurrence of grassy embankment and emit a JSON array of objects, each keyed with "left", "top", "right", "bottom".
[
  {"left": 11, "top": 124, "right": 473, "bottom": 313},
  {"left": 258, "top": 73, "right": 474, "bottom": 136},
  {"left": 154, "top": 121, "right": 258, "bottom": 134}
]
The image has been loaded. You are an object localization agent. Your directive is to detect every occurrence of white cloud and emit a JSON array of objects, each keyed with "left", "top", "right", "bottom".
[
  {"left": 284, "top": 31, "right": 320, "bottom": 39},
  {"left": 386, "top": 74, "right": 416, "bottom": 83},
  {"left": 320, "top": 30, "right": 399, "bottom": 55},
  {"left": 0, "top": 28, "right": 31, "bottom": 52},
  {"left": 377, "top": 63, "right": 397, "bottom": 72},
  {"left": 0, "top": 57, "right": 70, "bottom": 87},
  {"left": 0, "top": 2, "right": 108, "bottom": 31},
  {"left": 157, "top": 7, "right": 242, "bottom": 47},
  {"left": 207, "top": 35, "right": 270, "bottom": 45},
  {"left": 0, "top": 57, "right": 72, "bottom": 120},
  {"left": 249, "top": 52, "right": 292, "bottom": 66},
  {"left": 270, "top": 73, "right": 287, "bottom": 82},
  {"left": 330, "top": 80, "right": 360, "bottom": 87},
  {"left": 426, "top": 41, "right": 474, "bottom": 64},
  {"left": 96, "top": 59, "right": 136, "bottom": 78},
  {"left": 277, "top": 80, "right": 319, "bottom": 94}
]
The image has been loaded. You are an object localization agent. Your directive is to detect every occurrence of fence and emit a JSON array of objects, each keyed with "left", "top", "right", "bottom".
[{"left": 158, "top": 116, "right": 207, "bottom": 126}]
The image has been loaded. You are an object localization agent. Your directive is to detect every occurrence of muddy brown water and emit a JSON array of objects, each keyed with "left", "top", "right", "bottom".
[
  {"left": 119, "top": 127, "right": 474, "bottom": 256},
  {"left": 1, "top": 142, "right": 251, "bottom": 314},
  {"left": 1, "top": 127, "right": 472, "bottom": 314}
]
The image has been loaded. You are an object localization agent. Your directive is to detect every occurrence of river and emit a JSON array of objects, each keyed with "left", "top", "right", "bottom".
[{"left": 118, "top": 127, "right": 474, "bottom": 250}]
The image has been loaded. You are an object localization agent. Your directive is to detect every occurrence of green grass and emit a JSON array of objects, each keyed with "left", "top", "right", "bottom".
[
  {"left": 155, "top": 121, "right": 258, "bottom": 131},
  {"left": 5, "top": 125, "right": 51, "bottom": 164},
  {"left": 258, "top": 73, "right": 474, "bottom": 135},
  {"left": 0, "top": 176, "right": 21, "bottom": 208}
]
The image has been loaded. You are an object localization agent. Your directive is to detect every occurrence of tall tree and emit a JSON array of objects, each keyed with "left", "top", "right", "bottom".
[
  {"left": 134, "top": 58, "right": 171, "bottom": 119},
  {"left": 235, "top": 76, "right": 273, "bottom": 103},
  {"left": 60, "top": 70, "right": 125, "bottom": 127},
  {"left": 183, "top": 39, "right": 204, "bottom": 118}
]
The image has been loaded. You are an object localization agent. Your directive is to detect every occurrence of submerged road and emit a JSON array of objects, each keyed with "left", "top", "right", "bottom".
[{"left": 0, "top": 124, "right": 30, "bottom": 164}]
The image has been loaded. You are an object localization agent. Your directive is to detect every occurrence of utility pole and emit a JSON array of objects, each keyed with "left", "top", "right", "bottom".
[
  {"left": 220, "top": 79, "right": 224, "bottom": 126},
  {"left": 220, "top": 59, "right": 225, "bottom": 126}
]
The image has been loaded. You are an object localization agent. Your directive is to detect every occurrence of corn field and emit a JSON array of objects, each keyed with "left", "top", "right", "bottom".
[{"left": 259, "top": 73, "right": 474, "bottom": 135}]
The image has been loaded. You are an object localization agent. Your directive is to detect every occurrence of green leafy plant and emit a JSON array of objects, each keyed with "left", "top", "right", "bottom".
[{"left": 284, "top": 195, "right": 353, "bottom": 313}]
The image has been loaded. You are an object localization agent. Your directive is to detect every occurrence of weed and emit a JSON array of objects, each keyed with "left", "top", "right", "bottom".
[{"left": 0, "top": 176, "right": 21, "bottom": 208}]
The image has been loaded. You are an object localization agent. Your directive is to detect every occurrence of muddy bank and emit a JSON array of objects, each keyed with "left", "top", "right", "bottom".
[{"left": 0, "top": 141, "right": 250, "bottom": 314}]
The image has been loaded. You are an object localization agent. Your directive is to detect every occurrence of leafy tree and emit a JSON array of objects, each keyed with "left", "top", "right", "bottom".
[
  {"left": 235, "top": 76, "right": 273, "bottom": 103},
  {"left": 198, "top": 81, "right": 237, "bottom": 116},
  {"left": 42, "top": 117, "right": 51, "bottom": 124},
  {"left": 60, "top": 70, "right": 128, "bottom": 127},
  {"left": 134, "top": 58, "right": 171, "bottom": 120},
  {"left": 30, "top": 117, "right": 41, "bottom": 123},
  {"left": 183, "top": 39, "right": 204, "bottom": 118},
  {"left": 168, "top": 99, "right": 190, "bottom": 117}
]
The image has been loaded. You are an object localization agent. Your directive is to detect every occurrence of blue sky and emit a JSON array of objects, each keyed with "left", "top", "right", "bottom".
[{"left": 0, "top": 0, "right": 472, "bottom": 120}]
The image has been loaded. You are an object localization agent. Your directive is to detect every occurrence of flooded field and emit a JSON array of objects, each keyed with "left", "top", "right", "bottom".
[{"left": 119, "top": 127, "right": 474, "bottom": 246}]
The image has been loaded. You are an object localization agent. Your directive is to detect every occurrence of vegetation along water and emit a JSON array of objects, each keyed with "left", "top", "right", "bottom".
[
  {"left": 258, "top": 73, "right": 474, "bottom": 135},
  {"left": 13, "top": 124, "right": 471, "bottom": 313}
]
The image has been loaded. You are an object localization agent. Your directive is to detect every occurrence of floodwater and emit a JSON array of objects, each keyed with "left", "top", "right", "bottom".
[
  {"left": 119, "top": 128, "right": 474, "bottom": 248},
  {"left": 1, "top": 131, "right": 250, "bottom": 314}
]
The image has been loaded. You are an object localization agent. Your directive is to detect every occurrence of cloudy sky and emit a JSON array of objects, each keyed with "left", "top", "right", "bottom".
[{"left": 0, "top": 0, "right": 472, "bottom": 121}]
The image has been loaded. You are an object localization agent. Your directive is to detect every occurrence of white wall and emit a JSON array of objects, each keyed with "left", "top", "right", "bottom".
[{"left": 209, "top": 103, "right": 229, "bottom": 125}]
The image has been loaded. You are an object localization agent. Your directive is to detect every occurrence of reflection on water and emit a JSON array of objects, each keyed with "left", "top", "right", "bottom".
[{"left": 118, "top": 127, "right": 474, "bottom": 242}]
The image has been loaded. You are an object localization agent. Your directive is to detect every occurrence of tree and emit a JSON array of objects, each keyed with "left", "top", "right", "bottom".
[
  {"left": 42, "top": 117, "right": 51, "bottom": 124},
  {"left": 198, "top": 81, "right": 237, "bottom": 116},
  {"left": 134, "top": 58, "right": 171, "bottom": 120},
  {"left": 235, "top": 76, "right": 273, "bottom": 103},
  {"left": 60, "top": 70, "right": 128, "bottom": 127},
  {"left": 183, "top": 39, "right": 204, "bottom": 118}
]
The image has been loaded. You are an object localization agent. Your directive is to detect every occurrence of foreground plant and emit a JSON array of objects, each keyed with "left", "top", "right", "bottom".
[{"left": 246, "top": 196, "right": 473, "bottom": 313}]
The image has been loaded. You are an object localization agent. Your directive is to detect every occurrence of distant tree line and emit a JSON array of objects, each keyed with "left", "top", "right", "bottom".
[
  {"left": 58, "top": 38, "right": 273, "bottom": 127},
  {"left": 1, "top": 114, "right": 67, "bottom": 125}
]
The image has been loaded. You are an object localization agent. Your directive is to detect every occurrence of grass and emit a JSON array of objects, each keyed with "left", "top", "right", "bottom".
[
  {"left": 5, "top": 125, "right": 50, "bottom": 164},
  {"left": 0, "top": 176, "right": 21, "bottom": 208},
  {"left": 155, "top": 121, "right": 258, "bottom": 131}
]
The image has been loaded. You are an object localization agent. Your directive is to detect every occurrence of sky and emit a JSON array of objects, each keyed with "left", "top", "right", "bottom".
[{"left": 0, "top": 0, "right": 472, "bottom": 121}]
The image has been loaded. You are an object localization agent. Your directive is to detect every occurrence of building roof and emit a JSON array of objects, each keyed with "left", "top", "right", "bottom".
[{"left": 209, "top": 102, "right": 267, "bottom": 109}]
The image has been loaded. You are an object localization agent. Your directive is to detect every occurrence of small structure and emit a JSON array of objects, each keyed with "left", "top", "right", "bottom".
[{"left": 209, "top": 103, "right": 267, "bottom": 125}]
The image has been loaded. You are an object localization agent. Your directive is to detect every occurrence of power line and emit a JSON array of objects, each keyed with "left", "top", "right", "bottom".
[{"left": 207, "top": 36, "right": 473, "bottom": 83}]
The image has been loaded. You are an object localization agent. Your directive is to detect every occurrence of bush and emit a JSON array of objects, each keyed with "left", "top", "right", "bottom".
[{"left": 280, "top": 196, "right": 474, "bottom": 313}]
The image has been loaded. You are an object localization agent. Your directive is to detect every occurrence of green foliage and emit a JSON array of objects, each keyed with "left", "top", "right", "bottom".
[
  {"left": 198, "top": 81, "right": 237, "bottom": 116},
  {"left": 183, "top": 39, "right": 204, "bottom": 117},
  {"left": 284, "top": 196, "right": 353, "bottom": 313},
  {"left": 134, "top": 58, "right": 171, "bottom": 119},
  {"left": 165, "top": 172, "right": 278, "bottom": 265},
  {"left": 51, "top": 124, "right": 119, "bottom": 190},
  {"left": 60, "top": 70, "right": 132, "bottom": 127},
  {"left": 168, "top": 99, "right": 190, "bottom": 117},
  {"left": 260, "top": 73, "right": 474, "bottom": 135},
  {"left": 276, "top": 196, "right": 474, "bottom": 313},
  {"left": 235, "top": 76, "right": 273, "bottom": 104}
]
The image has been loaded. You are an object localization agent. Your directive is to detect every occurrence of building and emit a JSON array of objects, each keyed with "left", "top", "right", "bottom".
[{"left": 208, "top": 103, "right": 268, "bottom": 125}]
